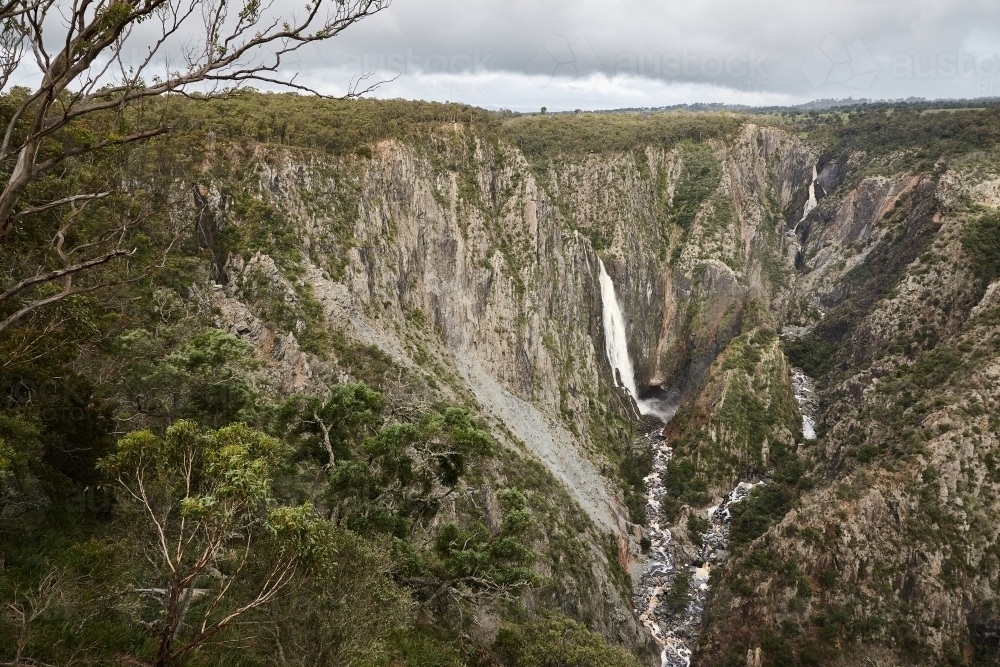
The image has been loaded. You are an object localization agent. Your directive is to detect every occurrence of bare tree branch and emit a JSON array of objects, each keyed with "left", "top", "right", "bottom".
[
  {"left": 0, "top": 244, "right": 126, "bottom": 303},
  {"left": 0, "top": 0, "right": 391, "bottom": 336},
  {"left": 313, "top": 411, "right": 336, "bottom": 468},
  {"left": 0, "top": 269, "right": 133, "bottom": 335},
  {"left": 7, "top": 190, "right": 110, "bottom": 226}
]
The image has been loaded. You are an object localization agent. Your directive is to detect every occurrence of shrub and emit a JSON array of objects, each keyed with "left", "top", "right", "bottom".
[
  {"left": 664, "top": 570, "right": 692, "bottom": 615},
  {"left": 729, "top": 485, "right": 793, "bottom": 548},
  {"left": 687, "top": 514, "right": 711, "bottom": 546},
  {"left": 494, "top": 612, "right": 643, "bottom": 667},
  {"left": 962, "top": 210, "right": 1000, "bottom": 285}
]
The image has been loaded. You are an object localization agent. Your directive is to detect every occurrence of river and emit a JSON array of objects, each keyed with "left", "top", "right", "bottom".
[{"left": 597, "top": 257, "right": 817, "bottom": 665}]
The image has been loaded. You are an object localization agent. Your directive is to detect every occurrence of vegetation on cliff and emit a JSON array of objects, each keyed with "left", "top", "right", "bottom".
[{"left": 3, "top": 90, "right": 1000, "bottom": 667}]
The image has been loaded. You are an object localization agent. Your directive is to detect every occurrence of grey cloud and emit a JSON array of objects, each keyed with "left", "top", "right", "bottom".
[{"left": 285, "top": 0, "right": 1000, "bottom": 106}]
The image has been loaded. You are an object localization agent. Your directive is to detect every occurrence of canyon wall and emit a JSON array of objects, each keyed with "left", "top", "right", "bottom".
[{"left": 189, "top": 112, "right": 1000, "bottom": 665}]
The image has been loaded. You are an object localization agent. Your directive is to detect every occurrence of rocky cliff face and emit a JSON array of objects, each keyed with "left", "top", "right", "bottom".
[
  {"left": 182, "top": 108, "right": 1000, "bottom": 666},
  {"left": 697, "top": 148, "right": 1000, "bottom": 665}
]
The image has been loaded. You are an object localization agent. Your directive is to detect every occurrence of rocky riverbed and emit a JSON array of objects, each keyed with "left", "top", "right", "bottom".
[
  {"left": 634, "top": 429, "right": 763, "bottom": 667},
  {"left": 635, "top": 367, "right": 817, "bottom": 665}
]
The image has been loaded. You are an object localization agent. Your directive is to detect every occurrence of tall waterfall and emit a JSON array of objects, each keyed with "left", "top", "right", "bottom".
[
  {"left": 598, "top": 258, "right": 670, "bottom": 421},
  {"left": 799, "top": 164, "right": 819, "bottom": 223}
]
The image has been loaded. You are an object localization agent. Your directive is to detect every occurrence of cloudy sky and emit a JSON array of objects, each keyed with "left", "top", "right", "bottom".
[
  {"left": 11, "top": 0, "right": 998, "bottom": 110},
  {"left": 282, "top": 0, "right": 1000, "bottom": 110}
]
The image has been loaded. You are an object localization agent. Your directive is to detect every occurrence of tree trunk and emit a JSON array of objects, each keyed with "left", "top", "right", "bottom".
[{"left": 156, "top": 579, "right": 182, "bottom": 667}]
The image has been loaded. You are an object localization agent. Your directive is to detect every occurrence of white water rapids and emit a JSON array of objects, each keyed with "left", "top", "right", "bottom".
[
  {"left": 597, "top": 258, "right": 820, "bottom": 666},
  {"left": 635, "top": 431, "right": 762, "bottom": 667},
  {"left": 792, "top": 368, "right": 818, "bottom": 440}
]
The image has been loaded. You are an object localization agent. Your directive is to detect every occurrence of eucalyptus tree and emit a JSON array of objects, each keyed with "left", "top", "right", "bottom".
[
  {"left": 99, "top": 419, "right": 335, "bottom": 666},
  {"left": 0, "top": 0, "right": 389, "bottom": 334}
]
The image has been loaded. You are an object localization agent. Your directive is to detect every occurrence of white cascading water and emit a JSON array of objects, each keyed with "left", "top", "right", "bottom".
[
  {"left": 598, "top": 259, "right": 671, "bottom": 421},
  {"left": 635, "top": 429, "right": 759, "bottom": 667},
  {"left": 599, "top": 258, "right": 641, "bottom": 402},
  {"left": 799, "top": 164, "right": 819, "bottom": 223},
  {"left": 599, "top": 258, "right": 817, "bottom": 666},
  {"left": 791, "top": 368, "right": 818, "bottom": 440}
]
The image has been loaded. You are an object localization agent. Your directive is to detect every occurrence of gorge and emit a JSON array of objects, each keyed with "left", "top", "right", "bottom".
[{"left": 3, "top": 96, "right": 1000, "bottom": 667}]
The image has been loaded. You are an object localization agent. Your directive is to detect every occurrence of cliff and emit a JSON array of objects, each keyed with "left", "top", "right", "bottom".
[{"left": 154, "top": 101, "right": 1000, "bottom": 665}]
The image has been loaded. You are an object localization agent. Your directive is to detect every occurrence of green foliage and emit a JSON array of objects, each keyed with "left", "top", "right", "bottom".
[
  {"left": 728, "top": 484, "right": 794, "bottom": 549},
  {"left": 729, "top": 333, "right": 782, "bottom": 381},
  {"left": 100, "top": 419, "right": 287, "bottom": 522},
  {"left": 502, "top": 111, "right": 740, "bottom": 167},
  {"left": 715, "top": 380, "right": 770, "bottom": 464},
  {"left": 167, "top": 92, "right": 498, "bottom": 156},
  {"left": 429, "top": 488, "right": 538, "bottom": 592},
  {"left": 260, "top": 530, "right": 412, "bottom": 666},
  {"left": 327, "top": 406, "right": 492, "bottom": 537},
  {"left": 0, "top": 412, "right": 41, "bottom": 477},
  {"left": 0, "top": 535, "right": 144, "bottom": 666},
  {"left": 858, "top": 342, "right": 969, "bottom": 465},
  {"left": 661, "top": 457, "right": 709, "bottom": 522},
  {"left": 664, "top": 569, "right": 692, "bottom": 614},
  {"left": 494, "top": 611, "right": 643, "bottom": 667},
  {"left": 619, "top": 445, "right": 653, "bottom": 524},
  {"left": 671, "top": 141, "right": 721, "bottom": 231},
  {"left": 801, "top": 105, "right": 1000, "bottom": 168},
  {"left": 784, "top": 334, "right": 838, "bottom": 378},
  {"left": 687, "top": 513, "right": 711, "bottom": 547},
  {"left": 329, "top": 328, "right": 400, "bottom": 389},
  {"left": 0, "top": 437, "right": 12, "bottom": 474},
  {"left": 0, "top": 363, "right": 114, "bottom": 496},
  {"left": 39, "top": 93, "right": 1000, "bottom": 667},
  {"left": 374, "top": 628, "right": 467, "bottom": 667},
  {"left": 211, "top": 185, "right": 337, "bottom": 351},
  {"left": 962, "top": 210, "right": 1000, "bottom": 285},
  {"left": 287, "top": 381, "right": 384, "bottom": 465},
  {"left": 98, "top": 420, "right": 337, "bottom": 664},
  {"left": 903, "top": 345, "right": 963, "bottom": 389},
  {"left": 113, "top": 327, "right": 261, "bottom": 430},
  {"left": 760, "top": 627, "right": 795, "bottom": 666}
]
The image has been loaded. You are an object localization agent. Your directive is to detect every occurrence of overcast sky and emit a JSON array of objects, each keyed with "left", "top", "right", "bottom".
[
  {"left": 282, "top": 0, "right": 1000, "bottom": 110},
  {"left": 11, "top": 0, "right": 999, "bottom": 110}
]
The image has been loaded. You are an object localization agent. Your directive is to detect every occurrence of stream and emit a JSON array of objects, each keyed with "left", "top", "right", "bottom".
[
  {"left": 633, "top": 429, "right": 761, "bottom": 667},
  {"left": 632, "top": 368, "right": 817, "bottom": 666},
  {"left": 597, "top": 256, "right": 817, "bottom": 666}
]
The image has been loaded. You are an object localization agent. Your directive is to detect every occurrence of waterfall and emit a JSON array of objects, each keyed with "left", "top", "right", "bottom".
[
  {"left": 599, "top": 259, "right": 641, "bottom": 400},
  {"left": 791, "top": 368, "right": 818, "bottom": 440},
  {"left": 799, "top": 164, "right": 818, "bottom": 223},
  {"left": 598, "top": 259, "right": 670, "bottom": 421}
]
